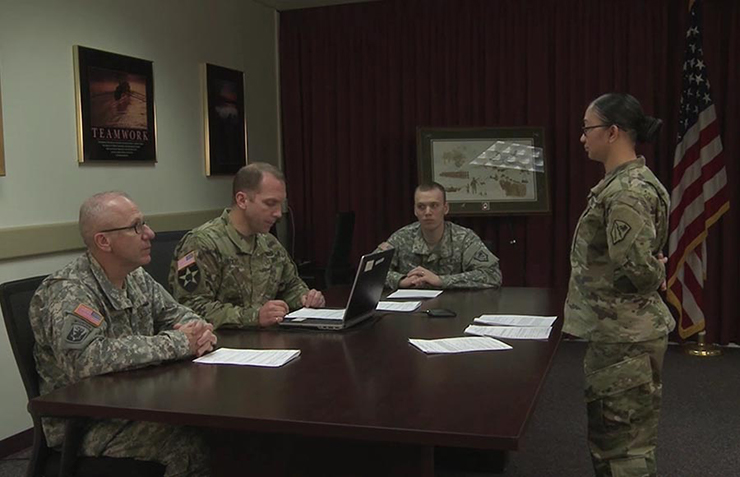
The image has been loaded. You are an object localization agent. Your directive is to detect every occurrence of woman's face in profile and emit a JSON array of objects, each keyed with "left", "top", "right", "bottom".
[{"left": 580, "top": 105, "right": 611, "bottom": 162}]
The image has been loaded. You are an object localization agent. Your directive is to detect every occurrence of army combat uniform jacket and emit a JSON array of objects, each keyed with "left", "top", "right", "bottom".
[
  {"left": 170, "top": 209, "right": 309, "bottom": 329},
  {"left": 29, "top": 252, "right": 196, "bottom": 449},
  {"left": 379, "top": 221, "right": 502, "bottom": 289},
  {"left": 564, "top": 157, "right": 675, "bottom": 342}
]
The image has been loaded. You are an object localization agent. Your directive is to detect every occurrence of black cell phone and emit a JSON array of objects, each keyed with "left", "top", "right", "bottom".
[{"left": 425, "top": 308, "right": 456, "bottom": 318}]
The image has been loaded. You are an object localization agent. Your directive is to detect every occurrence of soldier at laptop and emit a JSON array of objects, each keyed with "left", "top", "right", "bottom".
[
  {"left": 29, "top": 191, "right": 215, "bottom": 476},
  {"left": 170, "top": 163, "right": 325, "bottom": 329},
  {"left": 376, "top": 182, "right": 502, "bottom": 290}
]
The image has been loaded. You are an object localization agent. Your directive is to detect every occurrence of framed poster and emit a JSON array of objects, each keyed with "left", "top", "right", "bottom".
[
  {"left": 74, "top": 46, "right": 156, "bottom": 162},
  {"left": 0, "top": 74, "right": 4, "bottom": 176},
  {"left": 203, "top": 63, "right": 248, "bottom": 176},
  {"left": 417, "top": 127, "right": 550, "bottom": 215}
]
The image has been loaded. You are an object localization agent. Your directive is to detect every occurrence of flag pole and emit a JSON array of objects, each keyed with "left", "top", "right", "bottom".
[{"left": 683, "top": 330, "right": 722, "bottom": 357}]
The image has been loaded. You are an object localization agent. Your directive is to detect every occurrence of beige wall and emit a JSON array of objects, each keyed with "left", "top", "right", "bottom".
[{"left": 0, "top": 0, "right": 280, "bottom": 441}]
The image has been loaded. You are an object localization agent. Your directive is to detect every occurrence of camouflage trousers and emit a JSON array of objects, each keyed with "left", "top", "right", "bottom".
[
  {"left": 80, "top": 419, "right": 210, "bottom": 476},
  {"left": 584, "top": 336, "right": 667, "bottom": 477}
]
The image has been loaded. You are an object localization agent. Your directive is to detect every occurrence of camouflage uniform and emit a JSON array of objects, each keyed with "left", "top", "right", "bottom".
[
  {"left": 378, "top": 221, "right": 502, "bottom": 289},
  {"left": 29, "top": 252, "right": 210, "bottom": 477},
  {"left": 564, "top": 157, "right": 674, "bottom": 477},
  {"left": 169, "top": 209, "right": 308, "bottom": 329}
]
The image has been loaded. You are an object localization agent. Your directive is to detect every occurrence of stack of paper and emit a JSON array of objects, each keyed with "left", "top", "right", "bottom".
[
  {"left": 194, "top": 348, "right": 301, "bottom": 367},
  {"left": 474, "top": 314, "right": 556, "bottom": 327},
  {"left": 409, "top": 336, "right": 512, "bottom": 354},
  {"left": 285, "top": 308, "right": 345, "bottom": 322},
  {"left": 376, "top": 301, "right": 422, "bottom": 312},
  {"left": 386, "top": 289, "right": 443, "bottom": 299},
  {"left": 466, "top": 314, "right": 557, "bottom": 341},
  {"left": 465, "top": 324, "right": 552, "bottom": 340}
]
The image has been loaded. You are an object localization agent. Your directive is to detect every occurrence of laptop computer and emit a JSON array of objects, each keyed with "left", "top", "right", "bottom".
[{"left": 280, "top": 248, "right": 395, "bottom": 330}]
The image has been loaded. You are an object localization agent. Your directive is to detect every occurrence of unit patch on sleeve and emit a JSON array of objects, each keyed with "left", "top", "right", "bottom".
[
  {"left": 609, "top": 220, "right": 632, "bottom": 245},
  {"left": 177, "top": 251, "right": 201, "bottom": 292},
  {"left": 474, "top": 249, "right": 490, "bottom": 262},
  {"left": 65, "top": 321, "right": 92, "bottom": 345}
]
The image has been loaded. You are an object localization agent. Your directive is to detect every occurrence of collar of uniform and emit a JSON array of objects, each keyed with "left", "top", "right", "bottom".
[
  {"left": 223, "top": 208, "right": 258, "bottom": 255},
  {"left": 411, "top": 221, "right": 453, "bottom": 258},
  {"left": 86, "top": 252, "right": 138, "bottom": 311},
  {"left": 590, "top": 156, "right": 646, "bottom": 197}
]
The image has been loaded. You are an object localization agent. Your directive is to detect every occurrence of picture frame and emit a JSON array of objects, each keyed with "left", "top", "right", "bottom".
[
  {"left": 203, "top": 63, "right": 248, "bottom": 176},
  {"left": 74, "top": 46, "right": 156, "bottom": 163},
  {"left": 0, "top": 74, "right": 5, "bottom": 177},
  {"left": 417, "top": 127, "right": 550, "bottom": 215}
]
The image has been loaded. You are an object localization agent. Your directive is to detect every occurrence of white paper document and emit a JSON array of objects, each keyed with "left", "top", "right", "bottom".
[
  {"left": 285, "top": 308, "right": 345, "bottom": 321},
  {"left": 408, "top": 336, "right": 512, "bottom": 354},
  {"left": 194, "top": 348, "right": 300, "bottom": 367},
  {"left": 465, "top": 324, "right": 552, "bottom": 340},
  {"left": 387, "top": 289, "right": 443, "bottom": 299},
  {"left": 376, "top": 301, "right": 422, "bottom": 312},
  {"left": 474, "top": 314, "right": 557, "bottom": 327}
]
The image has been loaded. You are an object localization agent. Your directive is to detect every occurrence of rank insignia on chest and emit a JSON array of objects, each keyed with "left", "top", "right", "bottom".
[
  {"left": 73, "top": 304, "right": 104, "bottom": 327},
  {"left": 610, "top": 220, "right": 632, "bottom": 245}
]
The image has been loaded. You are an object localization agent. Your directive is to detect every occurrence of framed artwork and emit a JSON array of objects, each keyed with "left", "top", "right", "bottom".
[
  {"left": 203, "top": 63, "right": 248, "bottom": 176},
  {"left": 0, "top": 75, "right": 4, "bottom": 176},
  {"left": 417, "top": 127, "right": 550, "bottom": 215},
  {"left": 74, "top": 46, "right": 156, "bottom": 163}
]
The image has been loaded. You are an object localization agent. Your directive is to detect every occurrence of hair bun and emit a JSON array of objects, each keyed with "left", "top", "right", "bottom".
[{"left": 638, "top": 115, "right": 663, "bottom": 143}]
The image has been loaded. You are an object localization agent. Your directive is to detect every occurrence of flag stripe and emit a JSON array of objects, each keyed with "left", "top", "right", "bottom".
[
  {"left": 671, "top": 114, "right": 719, "bottom": 185},
  {"left": 671, "top": 136, "right": 724, "bottom": 220}
]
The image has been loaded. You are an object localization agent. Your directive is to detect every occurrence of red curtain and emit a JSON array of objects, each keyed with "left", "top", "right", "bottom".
[{"left": 279, "top": 0, "right": 739, "bottom": 344}]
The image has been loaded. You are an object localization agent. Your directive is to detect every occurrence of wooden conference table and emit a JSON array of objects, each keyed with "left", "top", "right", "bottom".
[{"left": 31, "top": 287, "right": 563, "bottom": 476}]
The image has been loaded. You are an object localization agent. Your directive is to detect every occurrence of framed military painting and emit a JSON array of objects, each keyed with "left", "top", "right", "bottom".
[
  {"left": 417, "top": 127, "right": 550, "bottom": 216},
  {"left": 74, "top": 46, "right": 157, "bottom": 163},
  {"left": 0, "top": 72, "right": 5, "bottom": 176},
  {"left": 203, "top": 63, "right": 248, "bottom": 176}
]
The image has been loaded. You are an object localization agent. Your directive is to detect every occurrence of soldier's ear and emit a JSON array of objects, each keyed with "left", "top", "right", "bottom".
[
  {"left": 93, "top": 232, "right": 112, "bottom": 253},
  {"left": 443, "top": 202, "right": 450, "bottom": 216},
  {"left": 234, "top": 191, "right": 250, "bottom": 210}
]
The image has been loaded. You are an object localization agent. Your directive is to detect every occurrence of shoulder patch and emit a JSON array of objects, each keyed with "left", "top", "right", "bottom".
[
  {"left": 73, "top": 304, "right": 104, "bottom": 327},
  {"left": 177, "top": 251, "right": 197, "bottom": 271},
  {"left": 474, "top": 249, "right": 490, "bottom": 262},
  {"left": 65, "top": 321, "right": 92, "bottom": 346},
  {"left": 177, "top": 263, "right": 201, "bottom": 292},
  {"left": 610, "top": 220, "right": 632, "bottom": 245}
]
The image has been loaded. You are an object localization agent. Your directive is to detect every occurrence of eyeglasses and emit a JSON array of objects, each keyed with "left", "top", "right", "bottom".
[
  {"left": 99, "top": 221, "right": 148, "bottom": 235},
  {"left": 581, "top": 124, "right": 612, "bottom": 134}
]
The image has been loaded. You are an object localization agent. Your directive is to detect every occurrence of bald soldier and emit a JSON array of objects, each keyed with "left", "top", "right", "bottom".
[
  {"left": 29, "top": 192, "right": 215, "bottom": 476},
  {"left": 170, "top": 163, "right": 325, "bottom": 329},
  {"left": 377, "top": 182, "right": 502, "bottom": 289}
]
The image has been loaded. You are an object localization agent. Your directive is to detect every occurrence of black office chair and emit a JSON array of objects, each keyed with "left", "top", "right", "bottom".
[
  {"left": 0, "top": 275, "right": 165, "bottom": 477},
  {"left": 143, "top": 230, "right": 188, "bottom": 293},
  {"left": 324, "top": 211, "right": 356, "bottom": 288}
]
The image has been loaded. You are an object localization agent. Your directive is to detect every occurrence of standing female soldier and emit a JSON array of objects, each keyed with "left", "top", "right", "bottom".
[{"left": 565, "top": 93, "right": 674, "bottom": 477}]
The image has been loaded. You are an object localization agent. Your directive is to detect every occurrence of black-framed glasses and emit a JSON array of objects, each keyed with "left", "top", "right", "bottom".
[
  {"left": 581, "top": 124, "right": 612, "bottom": 134},
  {"left": 99, "top": 221, "right": 148, "bottom": 235}
]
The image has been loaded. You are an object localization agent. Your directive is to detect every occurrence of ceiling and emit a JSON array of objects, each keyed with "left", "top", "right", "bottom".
[{"left": 255, "top": 0, "right": 379, "bottom": 11}]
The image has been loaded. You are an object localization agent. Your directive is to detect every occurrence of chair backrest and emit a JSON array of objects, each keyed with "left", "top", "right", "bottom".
[
  {"left": 324, "top": 211, "right": 356, "bottom": 288},
  {"left": 0, "top": 275, "right": 47, "bottom": 402},
  {"left": 143, "top": 230, "right": 188, "bottom": 293}
]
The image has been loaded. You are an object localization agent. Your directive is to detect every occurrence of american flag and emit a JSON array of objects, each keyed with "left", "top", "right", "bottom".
[{"left": 666, "top": 0, "right": 730, "bottom": 339}]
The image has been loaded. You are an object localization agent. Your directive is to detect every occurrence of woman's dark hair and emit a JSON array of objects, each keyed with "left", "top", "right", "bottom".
[{"left": 590, "top": 93, "right": 662, "bottom": 143}]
